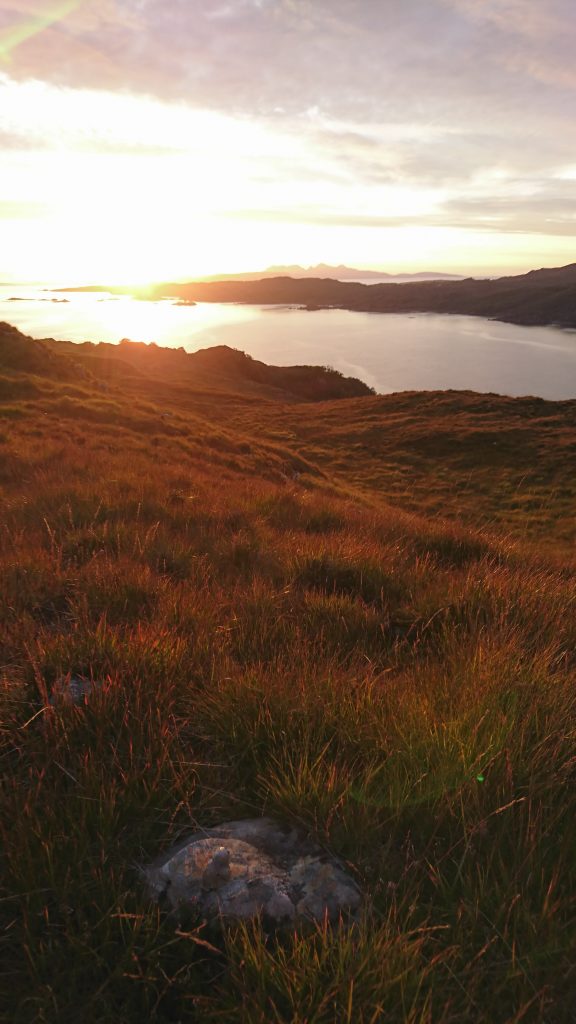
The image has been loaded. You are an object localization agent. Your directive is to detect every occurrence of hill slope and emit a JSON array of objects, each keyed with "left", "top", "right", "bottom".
[
  {"left": 1, "top": 324, "right": 575, "bottom": 1022},
  {"left": 0, "top": 322, "right": 373, "bottom": 403}
]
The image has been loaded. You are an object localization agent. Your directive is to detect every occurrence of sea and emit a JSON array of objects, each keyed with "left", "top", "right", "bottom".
[{"left": 2, "top": 284, "right": 576, "bottom": 400}]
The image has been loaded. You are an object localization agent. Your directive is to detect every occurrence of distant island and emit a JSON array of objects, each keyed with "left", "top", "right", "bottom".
[
  {"left": 197, "top": 264, "right": 466, "bottom": 283},
  {"left": 56, "top": 262, "right": 576, "bottom": 329}
]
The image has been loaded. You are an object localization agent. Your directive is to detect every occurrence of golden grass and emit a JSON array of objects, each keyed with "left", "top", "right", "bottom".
[{"left": 1, "top": 338, "right": 575, "bottom": 1021}]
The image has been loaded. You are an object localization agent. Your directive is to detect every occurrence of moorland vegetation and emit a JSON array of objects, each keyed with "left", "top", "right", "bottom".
[{"left": 1, "top": 322, "right": 575, "bottom": 1022}]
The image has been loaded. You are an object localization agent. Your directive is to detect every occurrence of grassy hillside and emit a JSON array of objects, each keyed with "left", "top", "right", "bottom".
[{"left": 1, "top": 325, "right": 575, "bottom": 1022}]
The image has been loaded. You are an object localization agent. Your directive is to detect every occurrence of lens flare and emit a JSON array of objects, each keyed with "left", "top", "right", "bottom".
[{"left": 0, "top": 0, "right": 83, "bottom": 62}]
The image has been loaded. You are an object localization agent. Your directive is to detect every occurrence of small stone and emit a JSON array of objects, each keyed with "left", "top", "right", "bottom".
[{"left": 49, "top": 675, "right": 103, "bottom": 706}]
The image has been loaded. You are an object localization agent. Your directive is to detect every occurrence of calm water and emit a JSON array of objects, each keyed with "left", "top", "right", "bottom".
[{"left": 2, "top": 284, "right": 576, "bottom": 399}]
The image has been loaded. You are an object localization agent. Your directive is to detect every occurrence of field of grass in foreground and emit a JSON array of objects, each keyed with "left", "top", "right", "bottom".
[{"left": 1, "top": 331, "right": 576, "bottom": 1022}]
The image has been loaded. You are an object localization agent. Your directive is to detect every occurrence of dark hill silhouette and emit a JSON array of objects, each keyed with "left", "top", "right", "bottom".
[
  {"left": 0, "top": 324, "right": 373, "bottom": 402},
  {"left": 0, "top": 321, "right": 81, "bottom": 380},
  {"left": 146, "top": 263, "right": 576, "bottom": 327},
  {"left": 512, "top": 263, "right": 576, "bottom": 287},
  {"left": 189, "top": 344, "right": 374, "bottom": 400},
  {"left": 60, "top": 263, "right": 576, "bottom": 328}
]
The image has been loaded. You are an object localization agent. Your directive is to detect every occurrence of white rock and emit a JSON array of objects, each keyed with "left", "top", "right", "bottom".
[{"left": 144, "top": 818, "right": 361, "bottom": 927}]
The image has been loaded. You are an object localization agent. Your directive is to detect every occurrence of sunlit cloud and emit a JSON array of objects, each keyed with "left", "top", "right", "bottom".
[{"left": 0, "top": 0, "right": 574, "bottom": 281}]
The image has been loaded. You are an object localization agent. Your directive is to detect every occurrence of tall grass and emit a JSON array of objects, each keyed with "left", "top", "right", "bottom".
[{"left": 0, "top": 381, "right": 575, "bottom": 1022}]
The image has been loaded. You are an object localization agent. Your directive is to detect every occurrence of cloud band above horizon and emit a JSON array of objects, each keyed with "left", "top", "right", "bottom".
[{"left": 0, "top": 0, "right": 574, "bottom": 282}]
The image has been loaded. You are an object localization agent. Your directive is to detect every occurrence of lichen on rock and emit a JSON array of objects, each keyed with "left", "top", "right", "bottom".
[{"left": 144, "top": 818, "right": 361, "bottom": 927}]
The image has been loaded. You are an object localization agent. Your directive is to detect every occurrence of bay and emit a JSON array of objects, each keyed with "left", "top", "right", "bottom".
[{"left": 1, "top": 284, "right": 575, "bottom": 400}]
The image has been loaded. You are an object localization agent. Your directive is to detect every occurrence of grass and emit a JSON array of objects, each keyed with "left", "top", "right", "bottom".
[{"left": 0, "top": 333, "right": 575, "bottom": 1021}]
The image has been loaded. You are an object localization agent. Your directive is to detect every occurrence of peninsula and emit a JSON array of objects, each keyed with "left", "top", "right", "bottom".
[{"left": 58, "top": 262, "right": 576, "bottom": 329}]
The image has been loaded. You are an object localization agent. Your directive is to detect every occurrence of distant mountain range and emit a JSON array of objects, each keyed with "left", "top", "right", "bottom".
[
  {"left": 200, "top": 264, "right": 465, "bottom": 282},
  {"left": 57, "top": 262, "right": 576, "bottom": 329}
]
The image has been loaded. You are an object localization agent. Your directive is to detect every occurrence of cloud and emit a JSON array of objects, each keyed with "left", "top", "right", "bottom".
[
  {"left": 1, "top": 0, "right": 573, "bottom": 209},
  {"left": 440, "top": 0, "right": 576, "bottom": 88},
  {"left": 0, "top": 0, "right": 570, "bottom": 119},
  {"left": 0, "top": 199, "right": 51, "bottom": 218},
  {"left": 0, "top": 127, "right": 46, "bottom": 149},
  {"left": 224, "top": 175, "right": 576, "bottom": 238},
  {"left": 440, "top": 182, "right": 576, "bottom": 235},
  {"left": 1, "top": 0, "right": 574, "bottom": 251},
  {"left": 440, "top": 0, "right": 569, "bottom": 41}
]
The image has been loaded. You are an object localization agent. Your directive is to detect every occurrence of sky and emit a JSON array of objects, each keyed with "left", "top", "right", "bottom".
[{"left": 0, "top": 0, "right": 575, "bottom": 283}]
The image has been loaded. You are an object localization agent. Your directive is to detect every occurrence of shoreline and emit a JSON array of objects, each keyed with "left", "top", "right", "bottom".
[{"left": 50, "top": 265, "right": 576, "bottom": 331}]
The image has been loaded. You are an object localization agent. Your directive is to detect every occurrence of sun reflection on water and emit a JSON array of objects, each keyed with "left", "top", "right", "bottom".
[{"left": 0, "top": 285, "right": 259, "bottom": 350}]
